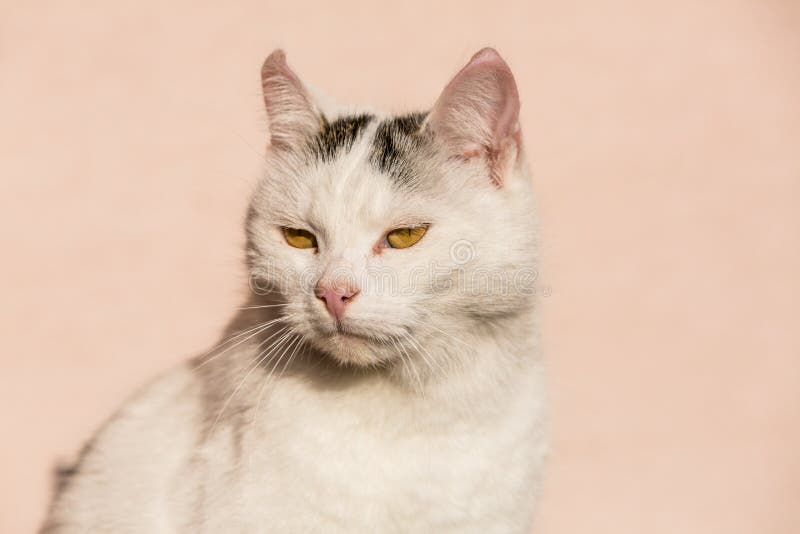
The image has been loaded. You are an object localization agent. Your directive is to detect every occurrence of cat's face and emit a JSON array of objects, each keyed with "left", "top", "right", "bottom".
[{"left": 246, "top": 49, "right": 538, "bottom": 368}]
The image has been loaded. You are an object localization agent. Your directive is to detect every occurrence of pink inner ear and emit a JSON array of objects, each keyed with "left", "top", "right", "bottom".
[
  {"left": 466, "top": 48, "right": 520, "bottom": 144},
  {"left": 260, "top": 50, "right": 320, "bottom": 150},
  {"left": 428, "top": 48, "right": 521, "bottom": 186}
]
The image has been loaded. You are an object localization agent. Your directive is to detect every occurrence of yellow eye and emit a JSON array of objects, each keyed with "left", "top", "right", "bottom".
[
  {"left": 386, "top": 226, "right": 427, "bottom": 249},
  {"left": 283, "top": 227, "right": 317, "bottom": 249}
]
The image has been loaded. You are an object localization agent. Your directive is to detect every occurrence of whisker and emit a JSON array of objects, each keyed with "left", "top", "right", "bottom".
[
  {"left": 403, "top": 330, "right": 448, "bottom": 378},
  {"left": 237, "top": 303, "right": 288, "bottom": 310},
  {"left": 277, "top": 337, "right": 306, "bottom": 382},
  {"left": 248, "top": 332, "right": 302, "bottom": 428},
  {"left": 391, "top": 335, "right": 424, "bottom": 395},
  {"left": 253, "top": 324, "right": 292, "bottom": 352},
  {"left": 196, "top": 321, "right": 271, "bottom": 359},
  {"left": 404, "top": 318, "right": 475, "bottom": 354},
  {"left": 264, "top": 333, "right": 301, "bottom": 380},
  {"left": 208, "top": 327, "right": 294, "bottom": 435},
  {"left": 193, "top": 317, "right": 287, "bottom": 370},
  {"left": 424, "top": 323, "right": 476, "bottom": 352}
]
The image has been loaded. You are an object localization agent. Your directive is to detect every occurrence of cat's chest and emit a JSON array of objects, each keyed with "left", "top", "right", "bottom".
[
  {"left": 195, "top": 377, "right": 540, "bottom": 532},
  {"left": 247, "top": 380, "right": 503, "bottom": 489}
]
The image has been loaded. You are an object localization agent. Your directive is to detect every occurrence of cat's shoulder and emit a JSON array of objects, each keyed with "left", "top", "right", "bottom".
[{"left": 42, "top": 364, "right": 203, "bottom": 532}]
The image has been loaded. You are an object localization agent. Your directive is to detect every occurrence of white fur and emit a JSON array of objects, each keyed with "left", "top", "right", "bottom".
[{"left": 43, "top": 49, "right": 548, "bottom": 533}]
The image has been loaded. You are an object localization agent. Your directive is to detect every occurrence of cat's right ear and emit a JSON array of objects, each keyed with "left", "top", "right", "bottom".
[{"left": 261, "top": 50, "right": 321, "bottom": 150}]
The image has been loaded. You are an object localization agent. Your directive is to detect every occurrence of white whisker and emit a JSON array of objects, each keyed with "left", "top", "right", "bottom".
[
  {"left": 391, "top": 336, "right": 424, "bottom": 395},
  {"left": 237, "top": 303, "right": 288, "bottom": 310},
  {"left": 402, "top": 330, "right": 448, "bottom": 378},
  {"left": 193, "top": 317, "right": 288, "bottom": 370},
  {"left": 208, "top": 327, "right": 294, "bottom": 436},
  {"left": 248, "top": 332, "right": 302, "bottom": 429}
]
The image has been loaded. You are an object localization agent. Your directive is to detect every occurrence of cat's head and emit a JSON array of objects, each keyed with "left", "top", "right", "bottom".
[{"left": 246, "top": 49, "right": 538, "bottom": 370}]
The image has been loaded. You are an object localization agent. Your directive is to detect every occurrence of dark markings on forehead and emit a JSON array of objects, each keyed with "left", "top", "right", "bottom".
[
  {"left": 369, "top": 112, "right": 431, "bottom": 185},
  {"left": 308, "top": 113, "right": 374, "bottom": 161}
]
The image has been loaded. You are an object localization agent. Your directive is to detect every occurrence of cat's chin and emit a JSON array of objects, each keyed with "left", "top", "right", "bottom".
[{"left": 312, "top": 330, "right": 388, "bottom": 367}]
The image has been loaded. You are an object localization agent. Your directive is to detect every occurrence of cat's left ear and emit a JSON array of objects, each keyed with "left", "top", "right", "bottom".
[
  {"left": 261, "top": 50, "right": 321, "bottom": 150},
  {"left": 426, "top": 48, "right": 521, "bottom": 187}
]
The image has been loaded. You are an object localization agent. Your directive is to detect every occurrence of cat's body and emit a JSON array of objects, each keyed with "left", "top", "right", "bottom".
[{"left": 43, "top": 49, "right": 548, "bottom": 533}]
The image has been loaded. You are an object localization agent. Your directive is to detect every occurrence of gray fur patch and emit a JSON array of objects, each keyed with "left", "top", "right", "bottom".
[
  {"left": 307, "top": 113, "right": 374, "bottom": 161},
  {"left": 369, "top": 112, "right": 431, "bottom": 185}
]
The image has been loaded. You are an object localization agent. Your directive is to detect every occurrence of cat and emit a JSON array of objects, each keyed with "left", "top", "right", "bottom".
[{"left": 42, "top": 47, "right": 548, "bottom": 533}]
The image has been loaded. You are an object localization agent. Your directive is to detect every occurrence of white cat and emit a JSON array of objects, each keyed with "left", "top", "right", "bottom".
[{"left": 42, "top": 48, "right": 548, "bottom": 533}]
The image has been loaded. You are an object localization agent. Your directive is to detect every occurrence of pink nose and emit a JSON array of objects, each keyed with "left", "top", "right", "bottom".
[{"left": 315, "top": 282, "right": 359, "bottom": 322}]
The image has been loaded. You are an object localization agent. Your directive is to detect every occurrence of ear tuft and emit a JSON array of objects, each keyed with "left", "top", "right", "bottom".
[
  {"left": 427, "top": 48, "right": 521, "bottom": 187},
  {"left": 261, "top": 50, "right": 321, "bottom": 150}
]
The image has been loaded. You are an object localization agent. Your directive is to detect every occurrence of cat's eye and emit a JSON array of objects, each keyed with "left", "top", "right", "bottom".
[
  {"left": 283, "top": 227, "right": 317, "bottom": 249},
  {"left": 386, "top": 226, "right": 428, "bottom": 249}
]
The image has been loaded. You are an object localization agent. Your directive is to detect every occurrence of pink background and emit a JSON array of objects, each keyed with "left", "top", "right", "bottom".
[{"left": 1, "top": 1, "right": 798, "bottom": 532}]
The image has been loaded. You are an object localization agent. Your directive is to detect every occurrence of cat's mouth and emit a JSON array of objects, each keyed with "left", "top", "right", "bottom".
[
  {"left": 307, "top": 320, "right": 397, "bottom": 366},
  {"left": 324, "top": 326, "right": 383, "bottom": 353},
  {"left": 334, "top": 323, "right": 374, "bottom": 341},
  {"left": 310, "top": 317, "right": 386, "bottom": 343}
]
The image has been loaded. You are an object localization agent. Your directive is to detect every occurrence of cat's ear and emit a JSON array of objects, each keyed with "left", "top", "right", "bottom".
[
  {"left": 426, "top": 48, "right": 521, "bottom": 187},
  {"left": 261, "top": 50, "right": 321, "bottom": 150}
]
